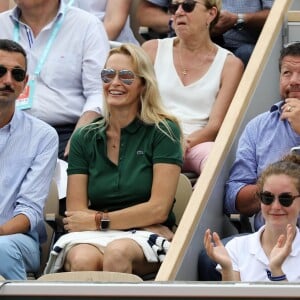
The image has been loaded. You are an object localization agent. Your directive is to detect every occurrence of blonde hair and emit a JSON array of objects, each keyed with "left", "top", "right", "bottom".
[
  {"left": 88, "top": 43, "right": 182, "bottom": 142},
  {"left": 204, "top": 0, "right": 222, "bottom": 29}
]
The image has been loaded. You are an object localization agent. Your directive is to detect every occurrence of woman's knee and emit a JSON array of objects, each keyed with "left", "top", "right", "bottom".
[
  {"left": 184, "top": 142, "right": 214, "bottom": 173},
  {"left": 103, "top": 240, "right": 142, "bottom": 273},
  {"left": 64, "top": 244, "right": 102, "bottom": 271}
]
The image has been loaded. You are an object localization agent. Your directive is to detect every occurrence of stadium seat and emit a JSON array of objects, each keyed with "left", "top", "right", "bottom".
[{"left": 37, "top": 271, "right": 143, "bottom": 282}]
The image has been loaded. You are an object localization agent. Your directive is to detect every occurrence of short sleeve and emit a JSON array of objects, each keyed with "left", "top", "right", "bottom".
[
  {"left": 152, "top": 120, "right": 183, "bottom": 167},
  {"left": 67, "top": 127, "right": 91, "bottom": 175}
]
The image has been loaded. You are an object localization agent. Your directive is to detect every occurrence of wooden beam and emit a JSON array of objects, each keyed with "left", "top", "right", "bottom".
[
  {"left": 287, "top": 10, "right": 300, "bottom": 21},
  {"left": 155, "top": 0, "right": 292, "bottom": 281}
]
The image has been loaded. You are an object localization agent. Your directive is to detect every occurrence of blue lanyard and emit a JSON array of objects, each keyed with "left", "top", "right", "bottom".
[{"left": 13, "top": 0, "right": 74, "bottom": 109}]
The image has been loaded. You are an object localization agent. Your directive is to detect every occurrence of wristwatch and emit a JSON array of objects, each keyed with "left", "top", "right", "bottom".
[
  {"left": 100, "top": 211, "right": 110, "bottom": 231},
  {"left": 234, "top": 13, "right": 245, "bottom": 31}
]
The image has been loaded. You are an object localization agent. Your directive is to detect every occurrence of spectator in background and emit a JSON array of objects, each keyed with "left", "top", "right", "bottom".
[
  {"left": 142, "top": 0, "right": 243, "bottom": 176},
  {"left": 0, "top": 0, "right": 110, "bottom": 160},
  {"left": 137, "top": 0, "right": 175, "bottom": 39},
  {"left": 225, "top": 41, "right": 300, "bottom": 232},
  {"left": 0, "top": 39, "right": 58, "bottom": 280},
  {"left": 198, "top": 41, "right": 300, "bottom": 281},
  {"left": 211, "top": 0, "right": 274, "bottom": 66},
  {"left": 205, "top": 153, "right": 300, "bottom": 282},
  {"left": 44, "top": 44, "right": 183, "bottom": 276},
  {"left": 137, "top": 0, "right": 273, "bottom": 66},
  {"left": 69, "top": 0, "right": 139, "bottom": 45}
]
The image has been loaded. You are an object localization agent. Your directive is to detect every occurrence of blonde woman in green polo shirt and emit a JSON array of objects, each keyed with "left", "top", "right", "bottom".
[{"left": 50, "top": 44, "right": 183, "bottom": 277}]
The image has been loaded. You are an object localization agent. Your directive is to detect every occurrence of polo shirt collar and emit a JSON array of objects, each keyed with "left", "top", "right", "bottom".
[
  {"left": 97, "top": 118, "right": 143, "bottom": 141},
  {"left": 249, "top": 226, "right": 268, "bottom": 264},
  {"left": 121, "top": 118, "right": 143, "bottom": 134}
]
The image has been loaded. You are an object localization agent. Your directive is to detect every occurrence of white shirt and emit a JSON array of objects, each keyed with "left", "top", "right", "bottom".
[
  {"left": 0, "top": 2, "right": 110, "bottom": 125},
  {"left": 154, "top": 38, "right": 230, "bottom": 136},
  {"left": 218, "top": 226, "right": 300, "bottom": 282},
  {"left": 69, "top": 0, "right": 139, "bottom": 44}
]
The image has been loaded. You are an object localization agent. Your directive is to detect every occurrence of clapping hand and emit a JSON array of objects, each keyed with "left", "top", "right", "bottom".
[
  {"left": 204, "top": 229, "right": 232, "bottom": 270},
  {"left": 269, "top": 224, "right": 294, "bottom": 275}
]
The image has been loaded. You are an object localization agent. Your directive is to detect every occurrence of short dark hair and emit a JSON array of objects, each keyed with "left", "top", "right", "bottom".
[
  {"left": 0, "top": 39, "right": 27, "bottom": 70},
  {"left": 279, "top": 41, "right": 300, "bottom": 71}
]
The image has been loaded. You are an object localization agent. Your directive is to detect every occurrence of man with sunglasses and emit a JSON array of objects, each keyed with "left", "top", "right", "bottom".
[
  {"left": 198, "top": 41, "right": 300, "bottom": 281},
  {"left": 0, "top": 0, "right": 109, "bottom": 160},
  {"left": 0, "top": 39, "right": 58, "bottom": 279},
  {"left": 211, "top": 0, "right": 274, "bottom": 66}
]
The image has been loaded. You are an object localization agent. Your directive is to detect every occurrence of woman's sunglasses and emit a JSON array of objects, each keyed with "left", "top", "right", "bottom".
[
  {"left": 258, "top": 191, "right": 300, "bottom": 207},
  {"left": 101, "top": 68, "right": 137, "bottom": 85},
  {"left": 0, "top": 65, "right": 26, "bottom": 82},
  {"left": 169, "top": 0, "right": 202, "bottom": 15}
]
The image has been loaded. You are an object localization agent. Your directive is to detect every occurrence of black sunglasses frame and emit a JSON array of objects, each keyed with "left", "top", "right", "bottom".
[
  {"left": 101, "top": 68, "right": 137, "bottom": 86},
  {"left": 169, "top": 0, "right": 200, "bottom": 15},
  {"left": 0, "top": 65, "right": 26, "bottom": 82},
  {"left": 258, "top": 191, "right": 300, "bottom": 207}
]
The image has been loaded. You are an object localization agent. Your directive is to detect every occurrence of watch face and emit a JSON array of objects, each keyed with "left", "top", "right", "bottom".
[
  {"left": 235, "top": 14, "right": 245, "bottom": 31},
  {"left": 235, "top": 20, "right": 244, "bottom": 31},
  {"left": 101, "top": 219, "right": 110, "bottom": 230}
]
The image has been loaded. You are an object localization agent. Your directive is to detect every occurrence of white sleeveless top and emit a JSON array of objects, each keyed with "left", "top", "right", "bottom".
[{"left": 154, "top": 38, "right": 230, "bottom": 135}]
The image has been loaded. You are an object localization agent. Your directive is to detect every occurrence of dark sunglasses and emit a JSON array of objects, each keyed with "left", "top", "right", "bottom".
[
  {"left": 0, "top": 65, "right": 26, "bottom": 82},
  {"left": 169, "top": 0, "right": 202, "bottom": 15},
  {"left": 258, "top": 191, "right": 300, "bottom": 207},
  {"left": 101, "top": 68, "right": 137, "bottom": 85}
]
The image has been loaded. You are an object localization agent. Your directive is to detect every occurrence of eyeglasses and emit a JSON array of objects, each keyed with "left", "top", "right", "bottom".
[
  {"left": 101, "top": 68, "right": 138, "bottom": 85},
  {"left": 0, "top": 65, "right": 26, "bottom": 82},
  {"left": 169, "top": 0, "right": 202, "bottom": 15},
  {"left": 258, "top": 191, "right": 300, "bottom": 207}
]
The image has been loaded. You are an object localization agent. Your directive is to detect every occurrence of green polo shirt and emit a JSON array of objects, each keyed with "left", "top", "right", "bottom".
[{"left": 67, "top": 118, "right": 183, "bottom": 228}]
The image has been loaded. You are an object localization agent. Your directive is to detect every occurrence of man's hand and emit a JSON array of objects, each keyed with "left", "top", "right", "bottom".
[
  {"left": 211, "top": 10, "right": 237, "bottom": 36},
  {"left": 281, "top": 98, "right": 300, "bottom": 134}
]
